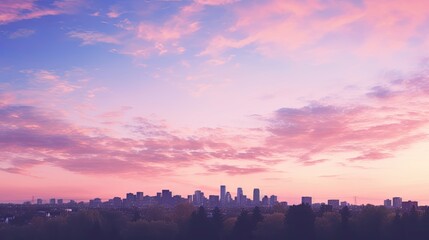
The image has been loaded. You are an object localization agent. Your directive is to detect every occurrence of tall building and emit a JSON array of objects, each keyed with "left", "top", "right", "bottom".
[
  {"left": 90, "top": 198, "right": 102, "bottom": 208},
  {"left": 162, "top": 189, "right": 172, "bottom": 205},
  {"left": 253, "top": 188, "right": 260, "bottom": 205},
  {"left": 327, "top": 199, "right": 340, "bottom": 209},
  {"left": 126, "top": 193, "right": 136, "bottom": 202},
  {"left": 393, "top": 197, "right": 402, "bottom": 208},
  {"left": 220, "top": 185, "right": 226, "bottom": 204},
  {"left": 237, "top": 187, "right": 243, "bottom": 206},
  {"left": 136, "top": 192, "right": 144, "bottom": 201},
  {"left": 209, "top": 195, "right": 220, "bottom": 207},
  {"left": 269, "top": 195, "right": 278, "bottom": 206},
  {"left": 384, "top": 199, "right": 392, "bottom": 208},
  {"left": 50, "top": 198, "right": 56, "bottom": 205},
  {"left": 262, "top": 195, "right": 269, "bottom": 207},
  {"left": 57, "top": 199, "right": 63, "bottom": 205},
  {"left": 302, "top": 196, "right": 312, "bottom": 206},
  {"left": 193, "top": 190, "right": 204, "bottom": 206},
  {"left": 162, "top": 190, "right": 172, "bottom": 199},
  {"left": 112, "top": 197, "right": 122, "bottom": 207},
  {"left": 225, "top": 192, "right": 232, "bottom": 204},
  {"left": 36, "top": 198, "right": 43, "bottom": 205},
  {"left": 402, "top": 201, "right": 418, "bottom": 212}
]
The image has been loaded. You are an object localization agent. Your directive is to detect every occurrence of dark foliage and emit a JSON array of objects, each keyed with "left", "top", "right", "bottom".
[
  {"left": 1, "top": 205, "right": 429, "bottom": 240},
  {"left": 285, "top": 204, "right": 316, "bottom": 240}
]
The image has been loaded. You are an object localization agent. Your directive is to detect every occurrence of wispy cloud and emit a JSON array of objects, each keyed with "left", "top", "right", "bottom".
[
  {"left": 0, "top": 103, "right": 271, "bottom": 176},
  {"left": 0, "top": 0, "right": 85, "bottom": 25},
  {"left": 265, "top": 66, "right": 429, "bottom": 164},
  {"left": 68, "top": 31, "right": 120, "bottom": 45},
  {"left": 9, "top": 28, "right": 35, "bottom": 39},
  {"left": 81, "top": 2, "right": 205, "bottom": 57},
  {"left": 106, "top": 5, "right": 122, "bottom": 18},
  {"left": 206, "top": 164, "right": 269, "bottom": 175},
  {"left": 3, "top": 58, "right": 429, "bottom": 179},
  {"left": 200, "top": 0, "right": 429, "bottom": 58},
  {"left": 24, "top": 69, "right": 80, "bottom": 93},
  {"left": 194, "top": 0, "right": 238, "bottom": 6}
]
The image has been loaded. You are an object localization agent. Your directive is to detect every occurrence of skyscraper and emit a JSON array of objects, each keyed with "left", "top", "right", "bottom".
[
  {"left": 269, "top": 195, "right": 278, "bottom": 206},
  {"left": 384, "top": 199, "right": 392, "bottom": 208},
  {"left": 302, "top": 196, "right": 312, "bottom": 205},
  {"left": 136, "top": 192, "right": 144, "bottom": 201},
  {"left": 262, "top": 195, "right": 269, "bottom": 207},
  {"left": 193, "top": 190, "right": 204, "bottom": 206},
  {"left": 253, "top": 188, "right": 260, "bottom": 205},
  {"left": 327, "top": 199, "right": 340, "bottom": 209},
  {"left": 126, "top": 193, "right": 136, "bottom": 202},
  {"left": 225, "top": 192, "right": 232, "bottom": 204},
  {"left": 237, "top": 187, "right": 243, "bottom": 206},
  {"left": 208, "top": 195, "right": 220, "bottom": 207},
  {"left": 402, "top": 200, "right": 418, "bottom": 212},
  {"left": 162, "top": 190, "right": 172, "bottom": 205},
  {"left": 220, "top": 185, "right": 226, "bottom": 204},
  {"left": 393, "top": 197, "right": 402, "bottom": 208}
]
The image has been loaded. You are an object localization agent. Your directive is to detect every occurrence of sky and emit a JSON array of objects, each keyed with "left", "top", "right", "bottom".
[{"left": 1, "top": 0, "right": 429, "bottom": 205}]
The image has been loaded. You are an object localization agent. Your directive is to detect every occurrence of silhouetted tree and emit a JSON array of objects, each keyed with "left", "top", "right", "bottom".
[
  {"left": 420, "top": 207, "right": 429, "bottom": 239},
  {"left": 232, "top": 210, "right": 254, "bottom": 240},
  {"left": 187, "top": 206, "right": 210, "bottom": 240},
  {"left": 319, "top": 204, "right": 333, "bottom": 216},
  {"left": 285, "top": 204, "right": 315, "bottom": 240},
  {"left": 131, "top": 209, "right": 140, "bottom": 222},
  {"left": 211, "top": 207, "right": 223, "bottom": 239},
  {"left": 252, "top": 206, "right": 264, "bottom": 229},
  {"left": 390, "top": 211, "right": 403, "bottom": 240},
  {"left": 340, "top": 206, "right": 351, "bottom": 239},
  {"left": 121, "top": 220, "right": 178, "bottom": 240},
  {"left": 355, "top": 205, "right": 387, "bottom": 240},
  {"left": 253, "top": 213, "right": 285, "bottom": 240},
  {"left": 401, "top": 206, "right": 419, "bottom": 239}
]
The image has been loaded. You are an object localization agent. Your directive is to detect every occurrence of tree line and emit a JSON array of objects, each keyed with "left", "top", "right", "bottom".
[{"left": 1, "top": 204, "right": 429, "bottom": 240}]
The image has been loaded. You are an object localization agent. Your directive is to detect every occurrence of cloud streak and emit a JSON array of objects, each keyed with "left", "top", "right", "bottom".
[
  {"left": 3, "top": 64, "right": 429, "bottom": 176},
  {"left": 0, "top": 104, "right": 271, "bottom": 176},
  {"left": 0, "top": 0, "right": 84, "bottom": 25},
  {"left": 265, "top": 67, "right": 429, "bottom": 164},
  {"left": 68, "top": 31, "right": 120, "bottom": 45},
  {"left": 201, "top": 0, "right": 429, "bottom": 58}
]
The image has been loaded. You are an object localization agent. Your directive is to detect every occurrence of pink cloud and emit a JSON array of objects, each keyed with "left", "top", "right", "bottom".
[
  {"left": 0, "top": 104, "right": 272, "bottom": 176},
  {"left": 23, "top": 69, "right": 80, "bottom": 94},
  {"left": 87, "top": 3, "right": 204, "bottom": 57},
  {"left": 200, "top": 0, "right": 429, "bottom": 58},
  {"left": 114, "top": 3, "right": 203, "bottom": 56},
  {"left": 3, "top": 64, "right": 429, "bottom": 178},
  {"left": 199, "top": 36, "right": 254, "bottom": 56},
  {"left": 0, "top": 0, "right": 84, "bottom": 25},
  {"left": 349, "top": 151, "right": 394, "bottom": 161},
  {"left": 206, "top": 164, "right": 269, "bottom": 175},
  {"left": 68, "top": 31, "right": 120, "bottom": 45},
  {"left": 107, "top": 6, "right": 123, "bottom": 18},
  {"left": 136, "top": 4, "right": 201, "bottom": 43},
  {"left": 194, "top": 0, "right": 238, "bottom": 6},
  {"left": 265, "top": 67, "right": 429, "bottom": 163}
]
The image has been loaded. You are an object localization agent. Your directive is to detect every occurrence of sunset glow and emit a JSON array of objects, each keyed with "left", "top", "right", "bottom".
[{"left": 1, "top": 0, "right": 429, "bottom": 205}]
